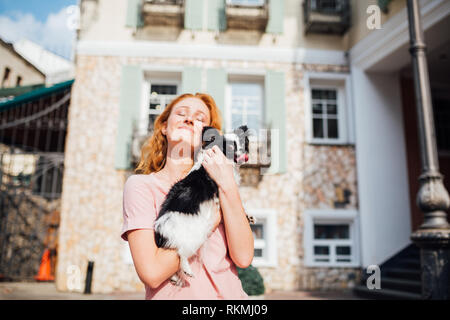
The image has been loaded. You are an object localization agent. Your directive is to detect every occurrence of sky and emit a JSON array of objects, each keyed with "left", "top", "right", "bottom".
[{"left": 0, "top": 0, "right": 79, "bottom": 60}]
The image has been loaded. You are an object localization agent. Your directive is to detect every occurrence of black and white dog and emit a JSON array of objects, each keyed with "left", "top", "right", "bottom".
[{"left": 154, "top": 125, "right": 250, "bottom": 286}]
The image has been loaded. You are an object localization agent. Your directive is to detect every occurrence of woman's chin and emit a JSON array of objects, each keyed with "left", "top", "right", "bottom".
[{"left": 169, "top": 135, "right": 198, "bottom": 148}]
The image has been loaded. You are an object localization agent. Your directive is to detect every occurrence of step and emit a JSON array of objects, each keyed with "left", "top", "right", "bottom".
[
  {"left": 402, "top": 254, "right": 420, "bottom": 261},
  {"left": 353, "top": 285, "right": 422, "bottom": 300},
  {"left": 397, "top": 258, "right": 421, "bottom": 269},
  {"left": 381, "top": 277, "right": 422, "bottom": 294},
  {"left": 385, "top": 268, "right": 421, "bottom": 281}
]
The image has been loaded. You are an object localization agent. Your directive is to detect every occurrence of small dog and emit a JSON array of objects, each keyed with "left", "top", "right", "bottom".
[{"left": 154, "top": 125, "right": 250, "bottom": 286}]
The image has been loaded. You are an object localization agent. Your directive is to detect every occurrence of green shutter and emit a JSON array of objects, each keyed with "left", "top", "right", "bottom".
[
  {"left": 206, "top": 68, "right": 226, "bottom": 129},
  {"left": 182, "top": 67, "right": 202, "bottom": 94},
  {"left": 115, "top": 65, "right": 143, "bottom": 170},
  {"left": 126, "top": 0, "right": 143, "bottom": 28},
  {"left": 185, "top": 0, "right": 204, "bottom": 30},
  {"left": 207, "top": 0, "right": 226, "bottom": 31},
  {"left": 266, "top": 0, "right": 284, "bottom": 34},
  {"left": 265, "top": 71, "right": 286, "bottom": 174}
]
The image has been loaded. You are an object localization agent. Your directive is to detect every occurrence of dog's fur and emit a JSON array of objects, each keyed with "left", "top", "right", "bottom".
[{"left": 154, "top": 125, "right": 250, "bottom": 286}]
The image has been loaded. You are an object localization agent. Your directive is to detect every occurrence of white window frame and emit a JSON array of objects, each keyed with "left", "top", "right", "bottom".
[
  {"left": 244, "top": 208, "right": 277, "bottom": 268},
  {"left": 303, "top": 209, "right": 360, "bottom": 268},
  {"left": 139, "top": 73, "right": 181, "bottom": 136},
  {"left": 225, "top": 74, "right": 265, "bottom": 140},
  {"left": 304, "top": 72, "right": 355, "bottom": 145}
]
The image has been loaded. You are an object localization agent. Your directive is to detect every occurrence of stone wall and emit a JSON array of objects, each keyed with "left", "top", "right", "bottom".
[{"left": 56, "top": 54, "right": 360, "bottom": 294}]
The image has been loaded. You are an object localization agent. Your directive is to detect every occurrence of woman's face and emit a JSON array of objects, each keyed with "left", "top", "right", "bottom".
[{"left": 163, "top": 97, "right": 211, "bottom": 152}]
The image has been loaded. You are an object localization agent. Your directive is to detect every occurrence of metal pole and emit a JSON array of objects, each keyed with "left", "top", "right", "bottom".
[
  {"left": 84, "top": 261, "right": 94, "bottom": 294},
  {"left": 407, "top": 0, "right": 450, "bottom": 300}
]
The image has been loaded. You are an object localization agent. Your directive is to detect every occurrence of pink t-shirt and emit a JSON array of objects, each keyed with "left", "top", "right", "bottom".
[{"left": 121, "top": 173, "right": 249, "bottom": 300}]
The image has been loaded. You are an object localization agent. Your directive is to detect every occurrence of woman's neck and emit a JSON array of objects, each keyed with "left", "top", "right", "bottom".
[{"left": 158, "top": 143, "right": 196, "bottom": 183}]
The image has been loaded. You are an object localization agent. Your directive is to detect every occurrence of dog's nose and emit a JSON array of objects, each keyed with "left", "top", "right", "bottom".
[{"left": 237, "top": 154, "right": 248, "bottom": 163}]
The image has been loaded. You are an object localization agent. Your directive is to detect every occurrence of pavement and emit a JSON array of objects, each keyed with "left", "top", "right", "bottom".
[{"left": 0, "top": 282, "right": 363, "bottom": 300}]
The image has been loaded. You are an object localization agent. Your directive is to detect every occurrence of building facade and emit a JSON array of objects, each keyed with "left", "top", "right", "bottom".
[
  {"left": 56, "top": 0, "right": 450, "bottom": 294},
  {"left": 0, "top": 38, "right": 45, "bottom": 89}
]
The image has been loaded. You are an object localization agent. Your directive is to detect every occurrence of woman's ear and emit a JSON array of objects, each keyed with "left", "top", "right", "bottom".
[{"left": 162, "top": 122, "right": 167, "bottom": 136}]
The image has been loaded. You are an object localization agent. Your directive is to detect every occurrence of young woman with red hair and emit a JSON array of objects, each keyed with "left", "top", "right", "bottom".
[{"left": 121, "top": 93, "right": 253, "bottom": 299}]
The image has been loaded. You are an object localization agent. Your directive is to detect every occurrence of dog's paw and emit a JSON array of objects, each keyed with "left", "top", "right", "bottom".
[{"left": 170, "top": 274, "right": 185, "bottom": 287}]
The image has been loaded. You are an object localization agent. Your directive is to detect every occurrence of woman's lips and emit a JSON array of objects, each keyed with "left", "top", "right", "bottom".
[{"left": 179, "top": 126, "right": 194, "bottom": 133}]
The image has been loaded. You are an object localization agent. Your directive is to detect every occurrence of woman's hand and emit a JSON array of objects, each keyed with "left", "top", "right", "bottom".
[{"left": 202, "top": 145, "right": 236, "bottom": 191}]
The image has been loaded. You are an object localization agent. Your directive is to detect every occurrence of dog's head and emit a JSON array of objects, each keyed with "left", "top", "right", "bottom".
[{"left": 202, "top": 125, "right": 250, "bottom": 164}]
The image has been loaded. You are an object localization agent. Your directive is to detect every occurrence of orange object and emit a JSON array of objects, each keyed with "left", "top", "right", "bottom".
[{"left": 34, "top": 249, "right": 54, "bottom": 281}]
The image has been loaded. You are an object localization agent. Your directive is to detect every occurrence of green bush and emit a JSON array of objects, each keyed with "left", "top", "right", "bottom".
[{"left": 236, "top": 265, "right": 265, "bottom": 296}]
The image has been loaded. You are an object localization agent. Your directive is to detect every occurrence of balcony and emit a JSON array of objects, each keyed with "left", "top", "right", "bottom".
[
  {"left": 225, "top": 0, "right": 268, "bottom": 32},
  {"left": 239, "top": 132, "right": 272, "bottom": 186},
  {"left": 303, "top": 0, "right": 350, "bottom": 35},
  {"left": 142, "top": 0, "right": 184, "bottom": 28}
]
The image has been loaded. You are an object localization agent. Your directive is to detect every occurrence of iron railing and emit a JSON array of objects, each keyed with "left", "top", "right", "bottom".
[{"left": 303, "top": 0, "right": 350, "bottom": 35}]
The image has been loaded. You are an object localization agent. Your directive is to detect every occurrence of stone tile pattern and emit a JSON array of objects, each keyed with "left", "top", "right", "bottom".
[{"left": 56, "top": 55, "right": 360, "bottom": 294}]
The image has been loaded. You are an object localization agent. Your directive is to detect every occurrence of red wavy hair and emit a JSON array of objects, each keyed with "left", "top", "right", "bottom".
[{"left": 135, "top": 93, "right": 223, "bottom": 174}]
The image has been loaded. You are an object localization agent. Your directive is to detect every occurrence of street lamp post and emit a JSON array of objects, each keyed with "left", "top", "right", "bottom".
[{"left": 407, "top": 0, "right": 450, "bottom": 299}]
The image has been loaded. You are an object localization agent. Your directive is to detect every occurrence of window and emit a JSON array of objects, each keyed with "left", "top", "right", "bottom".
[
  {"left": 310, "top": 0, "right": 345, "bottom": 12},
  {"left": 312, "top": 224, "right": 352, "bottom": 263},
  {"left": 139, "top": 74, "right": 181, "bottom": 136},
  {"left": 246, "top": 208, "right": 277, "bottom": 267},
  {"left": 226, "top": 81, "right": 264, "bottom": 134},
  {"left": 311, "top": 88, "right": 339, "bottom": 139},
  {"left": 148, "top": 83, "right": 178, "bottom": 132},
  {"left": 433, "top": 97, "right": 450, "bottom": 155},
  {"left": 303, "top": 209, "right": 360, "bottom": 267},
  {"left": 16, "top": 76, "right": 22, "bottom": 87},
  {"left": 2, "top": 67, "right": 11, "bottom": 87},
  {"left": 304, "top": 73, "right": 354, "bottom": 145}
]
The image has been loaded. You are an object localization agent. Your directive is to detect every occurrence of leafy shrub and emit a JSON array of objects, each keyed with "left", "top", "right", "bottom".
[{"left": 236, "top": 265, "right": 265, "bottom": 296}]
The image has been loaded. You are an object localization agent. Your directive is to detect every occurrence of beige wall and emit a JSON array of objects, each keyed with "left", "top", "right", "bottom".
[
  {"left": 57, "top": 52, "right": 360, "bottom": 294},
  {"left": 346, "top": 0, "right": 407, "bottom": 50},
  {"left": 78, "top": 0, "right": 420, "bottom": 53},
  {"left": 78, "top": 0, "right": 347, "bottom": 51},
  {"left": 0, "top": 43, "right": 44, "bottom": 88},
  {"left": 62, "top": 0, "right": 427, "bottom": 294}
]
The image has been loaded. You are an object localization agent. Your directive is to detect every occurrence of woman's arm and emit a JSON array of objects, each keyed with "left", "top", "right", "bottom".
[
  {"left": 218, "top": 179, "right": 254, "bottom": 268},
  {"left": 127, "top": 229, "right": 180, "bottom": 289},
  {"left": 126, "top": 205, "right": 223, "bottom": 289},
  {"left": 203, "top": 145, "right": 254, "bottom": 268}
]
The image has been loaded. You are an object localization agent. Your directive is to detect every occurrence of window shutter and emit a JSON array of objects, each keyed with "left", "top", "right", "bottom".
[
  {"left": 126, "top": 0, "right": 143, "bottom": 28},
  {"left": 185, "top": 0, "right": 204, "bottom": 30},
  {"left": 206, "top": 68, "right": 227, "bottom": 130},
  {"left": 265, "top": 71, "right": 286, "bottom": 174},
  {"left": 266, "top": 0, "right": 284, "bottom": 34},
  {"left": 115, "top": 65, "right": 143, "bottom": 170},
  {"left": 207, "top": 0, "right": 226, "bottom": 31},
  {"left": 182, "top": 66, "right": 202, "bottom": 94}
]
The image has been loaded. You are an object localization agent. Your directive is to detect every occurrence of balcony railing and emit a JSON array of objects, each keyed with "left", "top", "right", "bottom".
[
  {"left": 142, "top": 0, "right": 184, "bottom": 27},
  {"left": 239, "top": 133, "right": 271, "bottom": 186},
  {"left": 225, "top": 0, "right": 268, "bottom": 31},
  {"left": 303, "top": 0, "right": 350, "bottom": 35}
]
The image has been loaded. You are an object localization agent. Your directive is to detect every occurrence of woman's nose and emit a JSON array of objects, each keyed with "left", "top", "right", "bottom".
[{"left": 184, "top": 114, "right": 193, "bottom": 124}]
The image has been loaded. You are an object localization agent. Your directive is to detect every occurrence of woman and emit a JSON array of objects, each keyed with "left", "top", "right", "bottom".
[{"left": 120, "top": 93, "right": 254, "bottom": 299}]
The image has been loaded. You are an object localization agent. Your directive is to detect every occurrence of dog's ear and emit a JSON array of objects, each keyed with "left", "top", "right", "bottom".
[
  {"left": 234, "top": 125, "right": 249, "bottom": 135},
  {"left": 202, "top": 126, "right": 220, "bottom": 148},
  {"left": 234, "top": 125, "right": 250, "bottom": 152}
]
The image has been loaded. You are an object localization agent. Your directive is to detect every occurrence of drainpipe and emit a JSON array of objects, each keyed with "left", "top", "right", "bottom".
[{"left": 407, "top": 0, "right": 450, "bottom": 300}]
